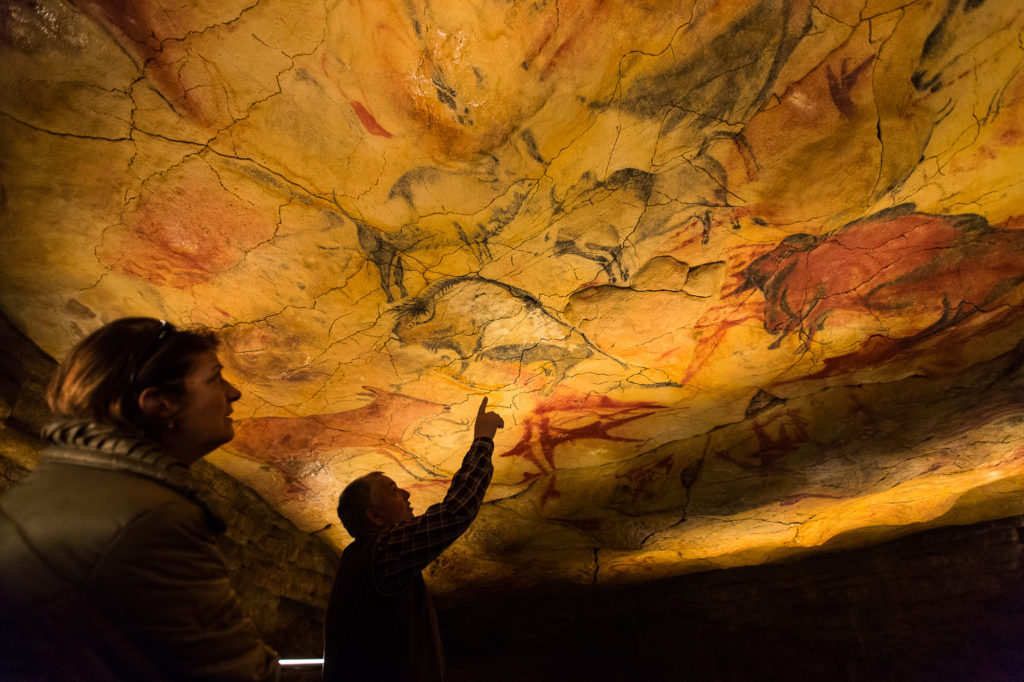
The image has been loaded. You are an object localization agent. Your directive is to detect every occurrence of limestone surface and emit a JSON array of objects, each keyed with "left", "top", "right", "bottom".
[{"left": 2, "top": 0, "right": 1024, "bottom": 594}]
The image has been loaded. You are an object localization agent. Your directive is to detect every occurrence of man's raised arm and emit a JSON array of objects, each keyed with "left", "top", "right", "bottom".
[{"left": 374, "top": 397, "right": 503, "bottom": 594}]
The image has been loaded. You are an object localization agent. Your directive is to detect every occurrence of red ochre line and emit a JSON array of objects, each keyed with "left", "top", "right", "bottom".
[{"left": 349, "top": 100, "right": 393, "bottom": 138}]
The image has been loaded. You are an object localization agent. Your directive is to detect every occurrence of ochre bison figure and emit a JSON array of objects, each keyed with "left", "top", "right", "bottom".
[{"left": 735, "top": 204, "right": 1024, "bottom": 357}]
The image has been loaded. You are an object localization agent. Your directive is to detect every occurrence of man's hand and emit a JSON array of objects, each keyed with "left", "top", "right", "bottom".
[{"left": 473, "top": 397, "right": 504, "bottom": 440}]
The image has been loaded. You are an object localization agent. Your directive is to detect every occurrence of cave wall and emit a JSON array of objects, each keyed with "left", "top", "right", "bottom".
[
  {"left": 440, "top": 515, "right": 1024, "bottom": 682},
  {"left": 4, "top": 256, "right": 1024, "bottom": 680},
  {"left": 3, "top": 1, "right": 1024, "bottom": 676},
  {"left": 0, "top": 312, "right": 338, "bottom": 661},
  {"left": 3, "top": 0, "right": 1024, "bottom": 595}
]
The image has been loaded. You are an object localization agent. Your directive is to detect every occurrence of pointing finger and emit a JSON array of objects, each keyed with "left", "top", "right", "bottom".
[{"left": 478, "top": 396, "right": 488, "bottom": 416}]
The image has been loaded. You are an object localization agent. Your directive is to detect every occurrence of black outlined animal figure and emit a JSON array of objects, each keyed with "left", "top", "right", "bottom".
[
  {"left": 548, "top": 168, "right": 654, "bottom": 284},
  {"left": 912, "top": 0, "right": 1007, "bottom": 93},
  {"left": 453, "top": 182, "right": 532, "bottom": 266},
  {"left": 553, "top": 235, "right": 629, "bottom": 283},
  {"left": 356, "top": 220, "right": 408, "bottom": 303},
  {"left": 391, "top": 276, "right": 620, "bottom": 392}
]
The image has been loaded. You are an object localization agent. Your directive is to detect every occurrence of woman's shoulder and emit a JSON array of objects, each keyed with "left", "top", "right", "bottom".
[
  {"left": 0, "top": 462, "right": 214, "bottom": 606},
  {"left": 11, "top": 458, "right": 191, "bottom": 509},
  {"left": 2, "top": 460, "right": 212, "bottom": 555}
]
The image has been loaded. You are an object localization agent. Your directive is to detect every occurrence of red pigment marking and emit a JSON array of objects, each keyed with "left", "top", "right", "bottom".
[
  {"left": 660, "top": 242, "right": 771, "bottom": 376},
  {"left": 509, "top": 470, "right": 546, "bottom": 486},
  {"left": 816, "top": 297, "right": 1024, "bottom": 379},
  {"left": 664, "top": 217, "right": 707, "bottom": 252},
  {"left": 675, "top": 299, "right": 763, "bottom": 383},
  {"left": 735, "top": 207, "right": 1024, "bottom": 375},
  {"left": 539, "top": 475, "right": 562, "bottom": 507},
  {"left": 74, "top": 1, "right": 220, "bottom": 125},
  {"left": 571, "top": 286, "right": 606, "bottom": 301},
  {"left": 349, "top": 100, "right": 394, "bottom": 137},
  {"left": 752, "top": 410, "right": 808, "bottom": 455},
  {"left": 1002, "top": 214, "right": 1024, "bottom": 232},
  {"left": 97, "top": 167, "right": 278, "bottom": 289},
  {"left": 732, "top": 137, "right": 760, "bottom": 181},
  {"left": 825, "top": 55, "right": 874, "bottom": 118},
  {"left": 1000, "top": 127, "right": 1022, "bottom": 146},
  {"left": 621, "top": 455, "right": 674, "bottom": 504},
  {"left": 520, "top": 14, "right": 558, "bottom": 69},
  {"left": 76, "top": 0, "right": 161, "bottom": 51},
  {"left": 720, "top": 409, "right": 810, "bottom": 476},
  {"left": 97, "top": 168, "right": 278, "bottom": 288},
  {"left": 561, "top": 518, "right": 603, "bottom": 533},
  {"left": 541, "top": 0, "right": 606, "bottom": 78},
  {"left": 500, "top": 390, "right": 663, "bottom": 476},
  {"left": 227, "top": 387, "right": 447, "bottom": 491}
]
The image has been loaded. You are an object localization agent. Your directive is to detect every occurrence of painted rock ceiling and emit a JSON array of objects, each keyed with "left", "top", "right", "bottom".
[{"left": 3, "top": 0, "right": 1024, "bottom": 594}]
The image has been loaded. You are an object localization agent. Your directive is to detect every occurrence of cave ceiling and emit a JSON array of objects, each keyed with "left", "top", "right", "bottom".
[{"left": 3, "top": 0, "right": 1024, "bottom": 594}]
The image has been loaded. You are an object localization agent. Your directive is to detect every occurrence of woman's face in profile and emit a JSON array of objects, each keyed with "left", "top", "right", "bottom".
[{"left": 169, "top": 349, "right": 242, "bottom": 463}]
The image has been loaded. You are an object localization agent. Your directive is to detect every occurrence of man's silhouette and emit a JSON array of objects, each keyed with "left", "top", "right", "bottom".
[{"left": 323, "top": 397, "right": 504, "bottom": 682}]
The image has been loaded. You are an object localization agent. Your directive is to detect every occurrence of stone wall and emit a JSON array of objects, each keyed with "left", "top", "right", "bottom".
[{"left": 0, "top": 314, "right": 338, "bottom": 664}]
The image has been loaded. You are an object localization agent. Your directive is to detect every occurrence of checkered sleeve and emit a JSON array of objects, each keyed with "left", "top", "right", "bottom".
[{"left": 372, "top": 437, "right": 495, "bottom": 596}]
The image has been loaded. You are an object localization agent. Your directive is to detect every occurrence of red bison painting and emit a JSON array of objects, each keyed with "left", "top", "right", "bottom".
[{"left": 733, "top": 204, "right": 1024, "bottom": 376}]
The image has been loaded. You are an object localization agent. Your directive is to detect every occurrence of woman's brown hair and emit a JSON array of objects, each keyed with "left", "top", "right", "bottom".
[{"left": 47, "top": 317, "right": 218, "bottom": 433}]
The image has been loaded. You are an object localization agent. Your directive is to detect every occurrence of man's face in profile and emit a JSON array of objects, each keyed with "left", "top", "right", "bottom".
[{"left": 368, "top": 474, "right": 414, "bottom": 528}]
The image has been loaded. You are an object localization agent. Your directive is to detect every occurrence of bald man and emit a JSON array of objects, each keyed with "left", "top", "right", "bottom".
[{"left": 323, "top": 398, "right": 504, "bottom": 682}]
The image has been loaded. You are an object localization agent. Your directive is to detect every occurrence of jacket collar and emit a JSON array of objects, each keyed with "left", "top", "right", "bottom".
[{"left": 41, "top": 419, "right": 226, "bottom": 532}]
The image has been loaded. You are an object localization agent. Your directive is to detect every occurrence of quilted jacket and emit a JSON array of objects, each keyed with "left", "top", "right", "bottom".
[{"left": 0, "top": 420, "right": 279, "bottom": 681}]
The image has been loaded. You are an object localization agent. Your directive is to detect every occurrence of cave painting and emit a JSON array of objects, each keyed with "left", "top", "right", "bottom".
[
  {"left": 228, "top": 387, "right": 448, "bottom": 493},
  {"left": 3, "top": 0, "right": 1024, "bottom": 593},
  {"left": 500, "top": 392, "right": 664, "bottom": 484},
  {"left": 389, "top": 276, "right": 625, "bottom": 393},
  {"left": 719, "top": 408, "right": 812, "bottom": 476},
  {"left": 736, "top": 205, "right": 1024, "bottom": 375},
  {"left": 678, "top": 204, "right": 1024, "bottom": 385},
  {"left": 97, "top": 161, "right": 282, "bottom": 289}
]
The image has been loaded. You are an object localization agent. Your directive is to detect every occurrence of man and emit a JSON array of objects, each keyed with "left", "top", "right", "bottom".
[{"left": 323, "top": 397, "right": 504, "bottom": 682}]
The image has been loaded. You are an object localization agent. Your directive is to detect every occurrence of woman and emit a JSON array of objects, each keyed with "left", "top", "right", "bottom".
[{"left": 0, "top": 318, "right": 279, "bottom": 681}]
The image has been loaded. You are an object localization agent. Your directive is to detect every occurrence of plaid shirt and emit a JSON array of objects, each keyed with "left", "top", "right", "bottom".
[{"left": 372, "top": 436, "right": 494, "bottom": 595}]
